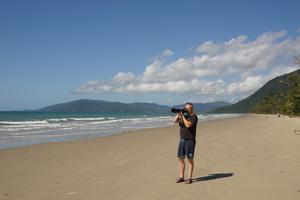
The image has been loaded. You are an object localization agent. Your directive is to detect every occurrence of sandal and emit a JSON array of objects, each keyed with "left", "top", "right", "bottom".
[
  {"left": 176, "top": 177, "right": 185, "bottom": 183},
  {"left": 185, "top": 178, "right": 192, "bottom": 184}
]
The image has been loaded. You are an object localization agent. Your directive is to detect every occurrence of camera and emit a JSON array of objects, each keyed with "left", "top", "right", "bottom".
[
  {"left": 171, "top": 108, "right": 188, "bottom": 114},
  {"left": 171, "top": 108, "right": 190, "bottom": 128},
  {"left": 171, "top": 108, "right": 190, "bottom": 118}
]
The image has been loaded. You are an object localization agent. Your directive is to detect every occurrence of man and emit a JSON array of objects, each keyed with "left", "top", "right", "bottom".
[{"left": 173, "top": 102, "right": 198, "bottom": 184}]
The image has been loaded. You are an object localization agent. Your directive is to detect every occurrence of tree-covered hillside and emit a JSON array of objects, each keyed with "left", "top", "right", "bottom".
[{"left": 213, "top": 69, "right": 300, "bottom": 116}]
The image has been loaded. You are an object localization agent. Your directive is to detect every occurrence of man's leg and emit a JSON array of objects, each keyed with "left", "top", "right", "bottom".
[
  {"left": 187, "top": 159, "right": 194, "bottom": 179},
  {"left": 178, "top": 158, "right": 185, "bottom": 178},
  {"left": 186, "top": 140, "right": 195, "bottom": 180}
]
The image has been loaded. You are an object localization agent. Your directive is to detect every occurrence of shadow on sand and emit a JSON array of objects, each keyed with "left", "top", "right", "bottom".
[{"left": 193, "top": 173, "right": 234, "bottom": 182}]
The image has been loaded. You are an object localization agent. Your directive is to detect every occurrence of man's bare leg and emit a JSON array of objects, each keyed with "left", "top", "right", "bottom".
[
  {"left": 187, "top": 159, "right": 194, "bottom": 179},
  {"left": 179, "top": 158, "right": 185, "bottom": 178}
]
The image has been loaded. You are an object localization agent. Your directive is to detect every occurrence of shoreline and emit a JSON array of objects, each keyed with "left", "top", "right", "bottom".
[
  {"left": 1, "top": 114, "right": 299, "bottom": 200},
  {"left": 0, "top": 113, "right": 243, "bottom": 151}
]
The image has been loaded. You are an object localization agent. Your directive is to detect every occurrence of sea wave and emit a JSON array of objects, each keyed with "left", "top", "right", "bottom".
[
  {"left": 0, "top": 113, "right": 243, "bottom": 149},
  {"left": 0, "top": 117, "right": 118, "bottom": 126},
  {"left": 0, "top": 120, "right": 49, "bottom": 125},
  {"left": 0, "top": 116, "right": 172, "bottom": 133}
]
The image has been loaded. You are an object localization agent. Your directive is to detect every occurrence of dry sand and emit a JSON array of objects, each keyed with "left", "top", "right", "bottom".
[{"left": 0, "top": 114, "right": 300, "bottom": 200}]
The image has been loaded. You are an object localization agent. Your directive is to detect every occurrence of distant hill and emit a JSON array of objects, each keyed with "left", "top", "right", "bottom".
[
  {"left": 37, "top": 99, "right": 170, "bottom": 113},
  {"left": 37, "top": 99, "right": 230, "bottom": 113},
  {"left": 174, "top": 101, "right": 231, "bottom": 113},
  {"left": 212, "top": 69, "right": 300, "bottom": 115}
]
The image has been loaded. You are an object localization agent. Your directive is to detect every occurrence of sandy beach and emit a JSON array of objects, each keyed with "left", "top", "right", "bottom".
[{"left": 1, "top": 114, "right": 300, "bottom": 200}]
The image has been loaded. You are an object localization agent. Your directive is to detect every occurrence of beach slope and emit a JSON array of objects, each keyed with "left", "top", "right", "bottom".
[{"left": 1, "top": 115, "right": 300, "bottom": 200}]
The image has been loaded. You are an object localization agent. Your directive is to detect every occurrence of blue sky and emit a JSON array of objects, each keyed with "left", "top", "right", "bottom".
[{"left": 1, "top": 0, "right": 300, "bottom": 110}]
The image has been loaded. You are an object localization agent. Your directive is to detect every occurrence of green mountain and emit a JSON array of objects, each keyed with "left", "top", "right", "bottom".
[
  {"left": 37, "top": 99, "right": 230, "bottom": 113},
  {"left": 37, "top": 99, "right": 170, "bottom": 113},
  {"left": 213, "top": 69, "right": 300, "bottom": 115}
]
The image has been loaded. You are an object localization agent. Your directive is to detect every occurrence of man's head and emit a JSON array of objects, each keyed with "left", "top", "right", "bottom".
[{"left": 185, "top": 102, "right": 194, "bottom": 114}]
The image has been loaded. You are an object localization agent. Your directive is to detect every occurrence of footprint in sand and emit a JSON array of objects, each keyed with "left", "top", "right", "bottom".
[
  {"left": 290, "top": 128, "right": 300, "bottom": 133},
  {"left": 67, "top": 192, "right": 77, "bottom": 195},
  {"left": 276, "top": 155, "right": 291, "bottom": 159}
]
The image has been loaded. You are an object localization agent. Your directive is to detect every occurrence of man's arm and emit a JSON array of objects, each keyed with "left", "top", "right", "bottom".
[
  {"left": 173, "top": 113, "right": 181, "bottom": 123},
  {"left": 182, "top": 115, "right": 193, "bottom": 128}
]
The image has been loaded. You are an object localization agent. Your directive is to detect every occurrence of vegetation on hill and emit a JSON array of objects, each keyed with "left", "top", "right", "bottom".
[
  {"left": 37, "top": 99, "right": 170, "bottom": 113},
  {"left": 212, "top": 69, "right": 300, "bottom": 116},
  {"left": 37, "top": 99, "right": 230, "bottom": 113},
  {"left": 252, "top": 72, "right": 300, "bottom": 115}
]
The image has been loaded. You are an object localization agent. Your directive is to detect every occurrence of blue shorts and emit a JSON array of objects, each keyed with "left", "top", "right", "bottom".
[{"left": 177, "top": 139, "right": 196, "bottom": 159}]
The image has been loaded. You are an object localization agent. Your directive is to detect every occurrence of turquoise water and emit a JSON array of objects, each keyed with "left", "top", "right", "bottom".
[
  {"left": 0, "top": 111, "right": 242, "bottom": 149},
  {"left": 0, "top": 111, "right": 169, "bottom": 122}
]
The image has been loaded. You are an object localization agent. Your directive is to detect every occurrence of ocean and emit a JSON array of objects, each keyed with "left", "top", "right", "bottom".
[{"left": 0, "top": 111, "right": 243, "bottom": 149}]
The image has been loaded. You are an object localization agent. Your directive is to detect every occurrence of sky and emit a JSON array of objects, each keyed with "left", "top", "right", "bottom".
[{"left": 1, "top": 0, "right": 300, "bottom": 111}]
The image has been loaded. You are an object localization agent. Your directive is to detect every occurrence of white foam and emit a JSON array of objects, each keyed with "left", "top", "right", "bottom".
[
  {"left": 0, "top": 120, "right": 49, "bottom": 125},
  {"left": 0, "top": 114, "right": 243, "bottom": 150}
]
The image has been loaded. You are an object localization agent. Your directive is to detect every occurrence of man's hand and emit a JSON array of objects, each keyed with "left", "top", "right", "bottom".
[
  {"left": 173, "top": 113, "right": 181, "bottom": 123},
  {"left": 182, "top": 114, "right": 193, "bottom": 128},
  {"left": 178, "top": 111, "right": 183, "bottom": 117}
]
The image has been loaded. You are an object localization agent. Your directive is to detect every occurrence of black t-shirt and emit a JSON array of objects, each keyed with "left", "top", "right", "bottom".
[{"left": 179, "top": 113, "right": 198, "bottom": 140}]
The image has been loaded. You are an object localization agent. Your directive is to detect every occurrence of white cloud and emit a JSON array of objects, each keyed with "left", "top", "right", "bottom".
[
  {"left": 150, "top": 49, "right": 175, "bottom": 63},
  {"left": 113, "top": 72, "right": 135, "bottom": 84},
  {"left": 74, "top": 30, "right": 300, "bottom": 100},
  {"left": 226, "top": 75, "right": 263, "bottom": 95},
  {"left": 265, "top": 65, "right": 300, "bottom": 81},
  {"left": 161, "top": 49, "right": 174, "bottom": 57},
  {"left": 74, "top": 80, "right": 113, "bottom": 93},
  {"left": 196, "top": 41, "right": 222, "bottom": 55}
]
